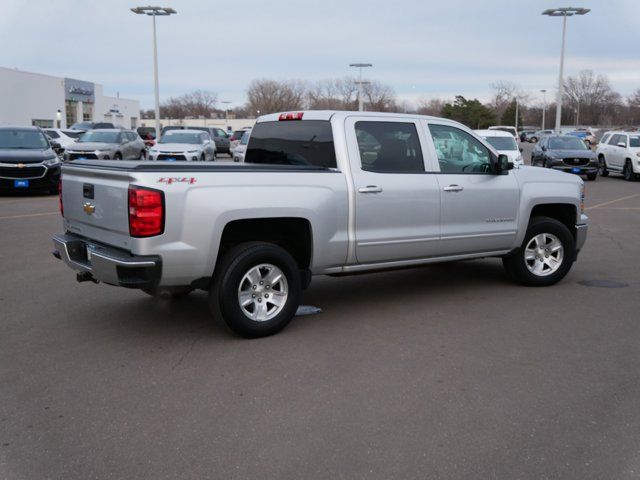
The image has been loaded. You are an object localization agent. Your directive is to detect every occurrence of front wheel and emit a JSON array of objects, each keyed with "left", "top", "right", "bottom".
[
  {"left": 623, "top": 161, "right": 636, "bottom": 181},
  {"left": 530, "top": 137, "right": 538, "bottom": 143},
  {"left": 210, "top": 242, "right": 301, "bottom": 338},
  {"left": 599, "top": 156, "right": 609, "bottom": 177},
  {"left": 586, "top": 172, "right": 597, "bottom": 181},
  {"left": 502, "top": 217, "right": 575, "bottom": 287}
]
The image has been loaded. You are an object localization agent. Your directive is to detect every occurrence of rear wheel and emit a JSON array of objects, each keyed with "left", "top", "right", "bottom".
[
  {"left": 530, "top": 136, "right": 538, "bottom": 143},
  {"left": 502, "top": 216, "right": 575, "bottom": 287},
  {"left": 200, "top": 153, "right": 205, "bottom": 162},
  {"left": 210, "top": 242, "right": 301, "bottom": 338},
  {"left": 138, "top": 150, "right": 146, "bottom": 160},
  {"left": 114, "top": 152, "right": 122, "bottom": 160}
]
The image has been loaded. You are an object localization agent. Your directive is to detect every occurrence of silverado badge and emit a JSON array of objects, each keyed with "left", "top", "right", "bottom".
[{"left": 83, "top": 202, "right": 95, "bottom": 215}]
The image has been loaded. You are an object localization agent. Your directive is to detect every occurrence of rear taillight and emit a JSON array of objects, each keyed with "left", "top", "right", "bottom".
[
  {"left": 128, "top": 186, "right": 164, "bottom": 237},
  {"left": 58, "top": 178, "right": 63, "bottom": 216},
  {"left": 278, "top": 112, "right": 304, "bottom": 121}
]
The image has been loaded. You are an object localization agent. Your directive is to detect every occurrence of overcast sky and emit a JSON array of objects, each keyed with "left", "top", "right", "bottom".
[{"left": 2, "top": 0, "right": 639, "bottom": 109}]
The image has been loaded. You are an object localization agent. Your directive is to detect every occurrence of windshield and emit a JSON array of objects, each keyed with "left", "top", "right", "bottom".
[
  {"left": 484, "top": 136, "right": 517, "bottom": 151},
  {"left": 630, "top": 136, "right": 640, "bottom": 148},
  {"left": 549, "top": 137, "right": 588, "bottom": 150},
  {"left": 0, "top": 129, "right": 49, "bottom": 149},
  {"left": 70, "top": 122, "right": 93, "bottom": 130},
  {"left": 78, "top": 131, "right": 120, "bottom": 143},
  {"left": 159, "top": 132, "right": 202, "bottom": 144}
]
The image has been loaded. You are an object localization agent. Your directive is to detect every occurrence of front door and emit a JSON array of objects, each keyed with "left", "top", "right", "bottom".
[
  {"left": 424, "top": 122, "right": 520, "bottom": 256},
  {"left": 345, "top": 116, "right": 441, "bottom": 264}
]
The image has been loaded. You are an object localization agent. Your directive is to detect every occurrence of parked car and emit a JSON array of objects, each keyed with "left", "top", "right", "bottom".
[
  {"left": 0, "top": 126, "right": 60, "bottom": 194},
  {"left": 230, "top": 128, "right": 251, "bottom": 150},
  {"left": 529, "top": 129, "right": 554, "bottom": 143},
  {"left": 519, "top": 130, "right": 537, "bottom": 142},
  {"left": 54, "top": 110, "right": 588, "bottom": 338},
  {"left": 64, "top": 129, "right": 146, "bottom": 160},
  {"left": 189, "top": 127, "right": 230, "bottom": 156},
  {"left": 43, "top": 129, "right": 82, "bottom": 149},
  {"left": 488, "top": 126, "right": 518, "bottom": 139},
  {"left": 475, "top": 129, "right": 524, "bottom": 167},
  {"left": 148, "top": 129, "right": 216, "bottom": 161},
  {"left": 531, "top": 135, "right": 598, "bottom": 180},
  {"left": 567, "top": 130, "right": 597, "bottom": 146},
  {"left": 68, "top": 121, "right": 116, "bottom": 132},
  {"left": 232, "top": 130, "right": 251, "bottom": 162},
  {"left": 596, "top": 131, "right": 640, "bottom": 181}
]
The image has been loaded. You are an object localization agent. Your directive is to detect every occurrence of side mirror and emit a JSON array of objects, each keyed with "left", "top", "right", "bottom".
[
  {"left": 617, "top": 142, "right": 626, "bottom": 148},
  {"left": 496, "top": 154, "right": 514, "bottom": 174}
]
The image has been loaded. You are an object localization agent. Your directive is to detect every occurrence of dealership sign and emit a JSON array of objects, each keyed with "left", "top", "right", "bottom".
[{"left": 64, "top": 78, "right": 95, "bottom": 104}]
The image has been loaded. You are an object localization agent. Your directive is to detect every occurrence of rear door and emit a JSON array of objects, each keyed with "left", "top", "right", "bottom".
[
  {"left": 424, "top": 122, "right": 520, "bottom": 256},
  {"left": 345, "top": 116, "right": 441, "bottom": 264}
]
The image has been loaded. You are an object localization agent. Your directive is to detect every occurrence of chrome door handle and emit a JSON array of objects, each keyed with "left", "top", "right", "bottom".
[
  {"left": 358, "top": 185, "right": 383, "bottom": 194},
  {"left": 443, "top": 185, "right": 464, "bottom": 192}
]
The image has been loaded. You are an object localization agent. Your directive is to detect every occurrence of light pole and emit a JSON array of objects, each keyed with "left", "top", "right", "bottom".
[
  {"left": 540, "top": 89, "right": 547, "bottom": 129},
  {"left": 131, "top": 6, "right": 177, "bottom": 140},
  {"left": 349, "top": 63, "right": 372, "bottom": 111},
  {"left": 221, "top": 101, "right": 231, "bottom": 131},
  {"left": 542, "top": 7, "right": 589, "bottom": 134}
]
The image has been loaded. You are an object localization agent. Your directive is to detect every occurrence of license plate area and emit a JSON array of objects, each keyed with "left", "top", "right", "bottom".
[
  {"left": 14, "top": 180, "right": 29, "bottom": 188},
  {"left": 571, "top": 167, "right": 582, "bottom": 173}
]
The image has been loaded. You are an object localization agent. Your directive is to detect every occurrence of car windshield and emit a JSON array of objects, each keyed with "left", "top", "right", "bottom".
[
  {"left": 71, "top": 122, "right": 93, "bottom": 130},
  {"left": 78, "top": 131, "right": 120, "bottom": 143},
  {"left": 549, "top": 137, "right": 588, "bottom": 150},
  {"left": 484, "top": 136, "right": 517, "bottom": 151},
  {"left": 0, "top": 129, "right": 49, "bottom": 149},
  {"left": 159, "top": 132, "right": 201, "bottom": 144},
  {"left": 630, "top": 136, "right": 640, "bottom": 147}
]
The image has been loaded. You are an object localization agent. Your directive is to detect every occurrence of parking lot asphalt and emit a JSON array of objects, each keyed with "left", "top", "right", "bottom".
[{"left": 1, "top": 151, "right": 640, "bottom": 479}]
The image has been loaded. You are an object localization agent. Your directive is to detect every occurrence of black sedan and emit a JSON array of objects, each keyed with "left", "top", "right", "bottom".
[
  {"left": 531, "top": 135, "right": 599, "bottom": 181},
  {"left": 0, "top": 126, "right": 61, "bottom": 194}
]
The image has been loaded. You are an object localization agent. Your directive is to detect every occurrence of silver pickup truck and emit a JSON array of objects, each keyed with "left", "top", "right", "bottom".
[{"left": 53, "top": 111, "right": 588, "bottom": 337}]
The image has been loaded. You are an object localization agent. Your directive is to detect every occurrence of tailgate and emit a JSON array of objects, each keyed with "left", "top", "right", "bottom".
[{"left": 61, "top": 165, "right": 134, "bottom": 249}]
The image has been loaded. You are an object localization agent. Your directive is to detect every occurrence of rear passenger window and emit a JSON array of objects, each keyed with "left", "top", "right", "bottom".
[
  {"left": 428, "top": 124, "right": 492, "bottom": 174},
  {"left": 245, "top": 120, "right": 336, "bottom": 168},
  {"left": 355, "top": 122, "right": 424, "bottom": 173}
]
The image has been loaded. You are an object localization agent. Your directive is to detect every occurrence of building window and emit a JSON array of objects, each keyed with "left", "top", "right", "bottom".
[
  {"left": 32, "top": 119, "right": 54, "bottom": 128},
  {"left": 66, "top": 101, "right": 77, "bottom": 127},
  {"left": 82, "top": 103, "right": 93, "bottom": 122}
]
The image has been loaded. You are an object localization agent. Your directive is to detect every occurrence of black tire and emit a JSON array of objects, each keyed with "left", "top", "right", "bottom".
[
  {"left": 586, "top": 172, "right": 597, "bottom": 181},
  {"left": 210, "top": 242, "right": 301, "bottom": 338},
  {"left": 599, "top": 156, "right": 609, "bottom": 177},
  {"left": 623, "top": 160, "right": 636, "bottom": 181},
  {"left": 138, "top": 150, "right": 146, "bottom": 160},
  {"left": 502, "top": 216, "right": 576, "bottom": 287},
  {"left": 200, "top": 154, "right": 205, "bottom": 162},
  {"left": 530, "top": 137, "right": 538, "bottom": 143},
  {"left": 114, "top": 152, "right": 122, "bottom": 160}
]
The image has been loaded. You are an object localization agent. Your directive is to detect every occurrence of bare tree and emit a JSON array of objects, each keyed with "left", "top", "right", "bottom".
[
  {"left": 416, "top": 98, "right": 447, "bottom": 116},
  {"left": 246, "top": 79, "right": 307, "bottom": 114},
  {"left": 490, "top": 81, "right": 519, "bottom": 120},
  {"left": 563, "top": 70, "right": 622, "bottom": 125},
  {"left": 362, "top": 80, "right": 397, "bottom": 112},
  {"left": 180, "top": 90, "right": 218, "bottom": 117},
  {"left": 307, "top": 79, "right": 344, "bottom": 110}
]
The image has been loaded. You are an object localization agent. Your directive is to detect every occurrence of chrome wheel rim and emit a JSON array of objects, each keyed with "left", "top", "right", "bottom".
[
  {"left": 524, "top": 233, "right": 564, "bottom": 277},
  {"left": 237, "top": 263, "right": 288, "bottom": 322}
]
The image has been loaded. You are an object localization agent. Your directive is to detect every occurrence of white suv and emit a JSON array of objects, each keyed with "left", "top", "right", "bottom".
[{"left": 596, "top": 131, "right": 640, "bottom": 181}]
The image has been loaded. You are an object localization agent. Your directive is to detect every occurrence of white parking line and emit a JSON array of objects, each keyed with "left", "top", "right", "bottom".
[
  {"left": 585, "top": 193, "right": 640, "bottom": 211},
  {"left": 0, "top": 211, "right": 59, "bottom": 220}
]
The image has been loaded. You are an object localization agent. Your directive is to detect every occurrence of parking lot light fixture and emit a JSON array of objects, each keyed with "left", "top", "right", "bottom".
[
  {"left": 221, "top": 101, "right": 231, "bottom": 130},
  {"left": 131, "top": 6, "right": 177, "bottom": 140},
  {"left": 540, "top": 89, "right": 547, "bottom": 130},
  {"left": 349, "top": 63, "right": 373, "bottom": 112},
  {"left": 542, "top": 7, "right": 590, "bottom": 134}
]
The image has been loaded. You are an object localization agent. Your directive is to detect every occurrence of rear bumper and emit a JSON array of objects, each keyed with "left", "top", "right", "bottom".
[{"left": 52, "top": 233, "right": 161, "bottom": 289}]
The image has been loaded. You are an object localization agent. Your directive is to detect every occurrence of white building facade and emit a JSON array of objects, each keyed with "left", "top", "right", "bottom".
[{"left": 0, "top": 66, "right": 140, "bottom": 129}]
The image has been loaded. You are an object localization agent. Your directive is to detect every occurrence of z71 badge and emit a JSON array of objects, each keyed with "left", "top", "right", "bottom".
[{"left": 158, "top": 177, "right": 196, "bottom": 185}]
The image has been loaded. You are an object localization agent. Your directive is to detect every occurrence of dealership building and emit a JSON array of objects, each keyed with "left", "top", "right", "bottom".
[{"left": 0, "top": 66, "right": 140, "bottom": 130}]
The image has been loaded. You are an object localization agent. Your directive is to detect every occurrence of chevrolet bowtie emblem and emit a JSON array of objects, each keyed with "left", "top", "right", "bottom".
[
  {"left": 17, "top": 163, "right": 24, "bottom": 168},
  {"left": 83, "top": 202, "right": 95, "bottom": 214}
]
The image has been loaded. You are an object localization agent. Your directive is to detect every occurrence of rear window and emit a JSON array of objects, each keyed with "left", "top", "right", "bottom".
[
  {"left": 245, "top": 121, "right": 336, "bottom": 168},
  {"left": 484, "top": 136, "right": 517, "bottom": 151}
]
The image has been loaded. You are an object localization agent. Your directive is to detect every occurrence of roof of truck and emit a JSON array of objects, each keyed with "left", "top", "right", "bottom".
[{"left": 256, "top": 110, "right": 444, "bottom": 123}]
